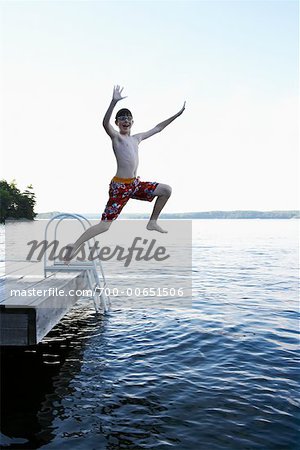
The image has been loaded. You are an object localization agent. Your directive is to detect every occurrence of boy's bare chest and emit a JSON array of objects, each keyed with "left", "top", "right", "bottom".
[{"left": 113, "top": 136, "right": 139, "bottom": 157}]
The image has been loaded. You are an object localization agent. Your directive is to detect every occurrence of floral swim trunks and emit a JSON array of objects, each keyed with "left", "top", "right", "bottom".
[{"left": 101, "top": 176, "right": 158, "bottom": 221}]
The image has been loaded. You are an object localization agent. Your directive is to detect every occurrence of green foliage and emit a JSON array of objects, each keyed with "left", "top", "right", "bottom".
[{"left": 0, "top": 180, "right": 37, "bottom": 223}]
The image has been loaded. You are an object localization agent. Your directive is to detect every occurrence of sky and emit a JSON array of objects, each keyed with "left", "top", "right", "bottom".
[{"left": 1, "top": 0, "right": 298, "bottom": 214}]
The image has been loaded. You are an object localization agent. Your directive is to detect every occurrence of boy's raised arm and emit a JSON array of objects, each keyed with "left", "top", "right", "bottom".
[
  {"left": 102, "top": 85, "right": 127, "bottom": 137},
  {"left": 134, "top": 102, "right": 186, "bottom": 143}
]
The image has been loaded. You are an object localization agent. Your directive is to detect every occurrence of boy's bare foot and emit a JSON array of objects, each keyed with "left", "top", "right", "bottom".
[
  {"left": 146, "top": 221, "right": 168, "bottom": 233},
  {"left": 63, "top": 244, "right": 75, "bottom": 265}
]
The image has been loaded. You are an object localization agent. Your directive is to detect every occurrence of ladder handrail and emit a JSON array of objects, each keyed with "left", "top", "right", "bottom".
[
  {"left": 44, "top": 213, "right": 100, "bottom": 275},
  {"left": 43, "top": 213, "right": 110, "bottom": 313}
]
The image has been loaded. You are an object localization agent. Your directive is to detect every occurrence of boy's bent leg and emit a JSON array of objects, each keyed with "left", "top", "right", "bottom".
[{"left": 147, "top": 183, "right": 172, "bottom": 233}]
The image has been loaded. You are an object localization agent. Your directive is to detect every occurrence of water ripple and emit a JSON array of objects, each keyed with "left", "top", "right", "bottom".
[{"left": 1, "top": 221, "right": 299, "bottom": 449}]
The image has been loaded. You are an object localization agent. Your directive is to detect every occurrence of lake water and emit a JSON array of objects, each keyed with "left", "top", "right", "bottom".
[{"left": 0, "top": 220, "right": 299, "bottom": 450}]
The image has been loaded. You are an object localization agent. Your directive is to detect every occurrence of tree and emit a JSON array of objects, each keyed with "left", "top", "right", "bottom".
[{"left": 0, "top": 180, "right": 37, "bottom": 223}]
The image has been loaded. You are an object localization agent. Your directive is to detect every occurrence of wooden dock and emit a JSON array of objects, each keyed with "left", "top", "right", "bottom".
[
  {"left": 1, "top": 215, "right": 110, "bottom": 346},
  {"left": 0, "top": 270, "right": 90, "bottom": 346}
]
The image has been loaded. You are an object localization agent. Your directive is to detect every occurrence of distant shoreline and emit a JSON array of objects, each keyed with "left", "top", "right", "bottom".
[{"left": 36, "top": 210, "right": 299, "bottom": 220}]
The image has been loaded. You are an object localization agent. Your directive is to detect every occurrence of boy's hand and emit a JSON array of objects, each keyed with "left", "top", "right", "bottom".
[
  {"left": 113, "top": 85, "right": 127, "bottom": 102},
  {"left": 178, "top": 101, "right": 186, "bottom": 116}
]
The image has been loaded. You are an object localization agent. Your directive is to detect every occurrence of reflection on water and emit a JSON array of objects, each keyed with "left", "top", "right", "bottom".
[
  {"left": 0, "top": 220, "right": 299, "bottom": 450},
  {"left": 1, "top": 302, "right": 105, "bottom": 449}
]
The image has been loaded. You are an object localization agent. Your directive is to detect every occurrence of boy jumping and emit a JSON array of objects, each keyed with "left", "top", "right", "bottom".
[{"left": 65, "top": 85, "right": 185, "bottom": 260}]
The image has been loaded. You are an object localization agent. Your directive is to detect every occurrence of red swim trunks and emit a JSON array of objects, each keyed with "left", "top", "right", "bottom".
[{"left": 101, "top": 176, "right": 158, "bottom": 221}]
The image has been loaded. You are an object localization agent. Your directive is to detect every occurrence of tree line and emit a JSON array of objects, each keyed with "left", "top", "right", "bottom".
[{"left": 0, "top": 180, "right": 36, "bottom": 223}]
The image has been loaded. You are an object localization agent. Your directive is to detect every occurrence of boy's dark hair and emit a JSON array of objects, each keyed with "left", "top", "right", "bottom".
[{"left": 115, "top": 108, "right": 133, "bottom": 120}]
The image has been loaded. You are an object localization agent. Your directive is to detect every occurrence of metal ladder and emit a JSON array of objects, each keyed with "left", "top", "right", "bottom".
[{"left": 43, "top": 213, "right": 110, "bottom": 314}]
